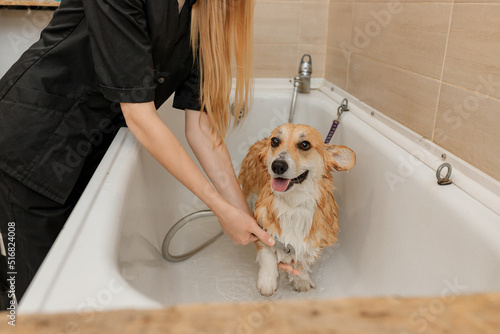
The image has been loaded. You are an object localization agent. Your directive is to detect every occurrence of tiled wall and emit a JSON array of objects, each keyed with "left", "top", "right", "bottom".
[
  {"left": 253, "top": 0, "right": 329, "bottom": 78},
  {"left": 325, "top": 0, "right": 500, "bottom": 182},
  {"left": 2, "top": 3, "right": 498, "bottom": 181}
]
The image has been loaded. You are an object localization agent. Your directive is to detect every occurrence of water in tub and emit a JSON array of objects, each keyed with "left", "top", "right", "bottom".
[{"left": 121, "top": 214, "right": 341, "bottom": 305}]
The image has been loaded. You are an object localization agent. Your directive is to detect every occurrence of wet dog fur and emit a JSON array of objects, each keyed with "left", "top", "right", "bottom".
[{"left": 238, "top": 123, "right": 356, "bottom": 296}]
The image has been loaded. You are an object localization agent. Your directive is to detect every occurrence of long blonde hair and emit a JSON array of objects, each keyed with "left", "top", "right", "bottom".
[{"left": 190, "top": 0, "right": 254, "bottom": 144}]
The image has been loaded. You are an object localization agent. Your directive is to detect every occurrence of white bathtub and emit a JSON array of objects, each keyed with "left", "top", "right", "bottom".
[{"left": 20, "top": 79, "right": 500, "bottom": 314}]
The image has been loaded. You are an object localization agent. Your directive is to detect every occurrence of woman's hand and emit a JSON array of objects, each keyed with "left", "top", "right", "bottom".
[
  {"left": 278, "top": 262, "right": 301, "bottom": 276},
  {"left": 215, "top": 203, "right": 300, "bottom": 274},
  {"left": 212, "top": 201, "right": 275, "bottom": 246}
]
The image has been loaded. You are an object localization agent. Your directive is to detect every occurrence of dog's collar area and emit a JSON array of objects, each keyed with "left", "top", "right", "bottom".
[
  {"left": 258, "top": 220, "right": 296, "bottom": 255},
  {"left": 274, "top": 238, "right": 295, "bottom": 255}
]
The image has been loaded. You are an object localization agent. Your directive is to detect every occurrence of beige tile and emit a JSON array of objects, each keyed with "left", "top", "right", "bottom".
[
  {"left": 327, "top": 2, "right": 354, "bottom": 48},
  {"left": 347, "top": 55, "right": 440, "bottom": 138},
  {"left": 254, "top": 2, "right": 301, "bottom": 45},
  {"left": 434, "top": 83, "right": 500, "bottom": 182},
  {"left": 253, "top": 44, "right": 299, "bottom": 78},
  {"left": 325, "top": 46, "right": 349, "bottom": 89},
  {"left": 300, "top": 3, "right": 329, "bottom": 45},
  {"left": 351, "top": 2, "right": 451, "bottom": 79},
  {"left": 256, "top": 0, "right": 301, "bottom": 2},
  {"left": 443, "top": 4, "right": 500, "bottom": 101},
  {"left": 298, "top": 44, "right": 326, "bottom": 78},
  {"left": 326, "top": 2, "right": 353, "bottom": 85},
  {"left": 454, "top": 0, "right": 500, "bottom": 3},
  {"left": 355, "top": 0, "right": 450, "bottom": 2}
]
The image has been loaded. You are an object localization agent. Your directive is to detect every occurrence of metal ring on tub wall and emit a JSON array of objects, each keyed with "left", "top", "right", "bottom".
[{"left": 436, "top": 163, "right": 453, "bottom": 186}]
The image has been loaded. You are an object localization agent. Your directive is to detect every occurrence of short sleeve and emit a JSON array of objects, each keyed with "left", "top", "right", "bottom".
[
  {"left": 82, "top": 0, "right": 156, "bottom": 103},
  {"left": 172, "top": 57, "right": 202, "bottom": 111}
]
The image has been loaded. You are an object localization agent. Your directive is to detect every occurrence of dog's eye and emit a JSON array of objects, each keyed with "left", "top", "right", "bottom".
[
  {"left": 270, "top": 137, "right": 280, "bottom": 147},
  {"left": 299, "top": 141, "right": 311, "bottom": 151}
]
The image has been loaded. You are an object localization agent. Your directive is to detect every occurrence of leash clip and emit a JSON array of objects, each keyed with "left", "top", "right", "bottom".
[
  {"left": 325, "top": 98, "right": 349, "bottom": 144},
  {"left": 337, "top": 98, "right": 349, "bottom": 121},
  {"left": 274, "top": 238, "right": 296, "bottom": 256},
  {"left": 258, "top": 220, "right": 296, "bottom": 255}
]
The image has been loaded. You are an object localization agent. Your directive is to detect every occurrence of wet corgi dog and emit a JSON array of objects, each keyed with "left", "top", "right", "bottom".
[{"left": 238, "top": 123, "right": 356, "bottom": 296}]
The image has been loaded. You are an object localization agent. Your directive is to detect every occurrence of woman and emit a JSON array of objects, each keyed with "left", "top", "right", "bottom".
[{"left": 0, "top": 0, "right": 302, "bottom": 307}]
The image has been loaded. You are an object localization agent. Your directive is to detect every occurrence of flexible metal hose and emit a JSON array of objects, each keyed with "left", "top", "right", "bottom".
[{"left": 161, "top": 210, "right": 223, "bottom": 262}]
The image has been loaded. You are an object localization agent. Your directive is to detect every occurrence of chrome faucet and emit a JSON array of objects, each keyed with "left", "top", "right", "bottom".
[
  {"left": 297, "top": 54, "right": 312, "bottom": 93},
  {"left": 289, "top": 54, "right": 312, "bottom": 123}
]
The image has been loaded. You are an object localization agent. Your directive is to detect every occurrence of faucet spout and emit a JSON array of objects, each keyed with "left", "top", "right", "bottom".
[
  {"left": 289, "top": 54, "right": 313, "bottom": 123},
  {"left": 297, "top": 54, "right": 312, "bottom": 93}
]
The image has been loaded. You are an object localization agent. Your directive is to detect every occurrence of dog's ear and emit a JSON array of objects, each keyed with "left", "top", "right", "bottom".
[{"left": 325, "top": 145, "right": 356, "bottom": 171}]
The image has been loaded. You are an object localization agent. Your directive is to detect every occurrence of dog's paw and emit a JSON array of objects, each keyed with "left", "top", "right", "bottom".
[
  {"left": 257, "top": 276, "right": 278, "bottom": 297},
  {"left": 291, "top": 277, "right": 316, "bottom": 292}
]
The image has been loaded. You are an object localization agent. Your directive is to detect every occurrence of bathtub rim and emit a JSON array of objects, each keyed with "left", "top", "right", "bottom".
[
  {"left": 18, "top": 78, "right": 500, "bottom": 314},
  {"left": 315, "top": 80, "right": 500, "bottom": 217},
  {"left": 19, "top": 129, "right": 163, "bottom": 314}
]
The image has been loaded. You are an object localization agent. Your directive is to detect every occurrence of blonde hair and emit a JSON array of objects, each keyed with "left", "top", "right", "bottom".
[{"left": 190, "top": 0, "right": 254, "bottom": 144}]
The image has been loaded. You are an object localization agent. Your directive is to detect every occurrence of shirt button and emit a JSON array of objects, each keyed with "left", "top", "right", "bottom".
[{"left": 158, "top": 77, "right": 165, "bottom": 84}]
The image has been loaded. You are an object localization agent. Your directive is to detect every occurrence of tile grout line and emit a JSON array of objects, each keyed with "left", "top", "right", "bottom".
[
  {"left": 350, "top": 54, "right": 441, "bottom": 84},
  {"left": 345, "top": 1, "right": 355, "bottom": 90},
  {"left": 431, "top": 0, "right": 454, "bottom": 142},
  {"left": 297, "top": 0, "right": 304, "bottom": 70},
  {"left": 441, "top": 79, "right": 500, "bottom": 101},
  {"left": 322, "top": 0, "right": 331, "bottom": 78}
]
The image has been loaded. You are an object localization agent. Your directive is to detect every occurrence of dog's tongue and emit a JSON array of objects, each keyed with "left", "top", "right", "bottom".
[{"left": 272, "top": 178, "right": 291, "bottom": 192}]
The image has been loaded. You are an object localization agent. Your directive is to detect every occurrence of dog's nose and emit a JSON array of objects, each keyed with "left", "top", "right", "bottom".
[{"left": 271, "top": 160, "right": 288, "bottom": 175}]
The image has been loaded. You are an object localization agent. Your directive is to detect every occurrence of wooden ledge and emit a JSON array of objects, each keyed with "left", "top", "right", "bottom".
[
  {"left": 1, "top": 293, "right": 499, "bottom": 333},
  {"left": 0, "top": 1, "right": 60, "bottom": 7}
]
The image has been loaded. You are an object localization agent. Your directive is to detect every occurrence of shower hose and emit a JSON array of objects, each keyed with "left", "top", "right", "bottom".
[{"left": 161, "top": 210, "right": 223, "bottom": 262}]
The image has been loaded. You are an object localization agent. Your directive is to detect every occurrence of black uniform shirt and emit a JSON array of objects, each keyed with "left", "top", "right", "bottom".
[{"left": 0, "top": 0, "right": 201, "bottom": 204}]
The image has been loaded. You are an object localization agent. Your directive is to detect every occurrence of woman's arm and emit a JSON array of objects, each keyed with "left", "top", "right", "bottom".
[
  {"left": 184, "top": 109, "right": 250, "bottom": 214},
  {"left": 121, "top": 102, "right": 275, "bottom": 246}
]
